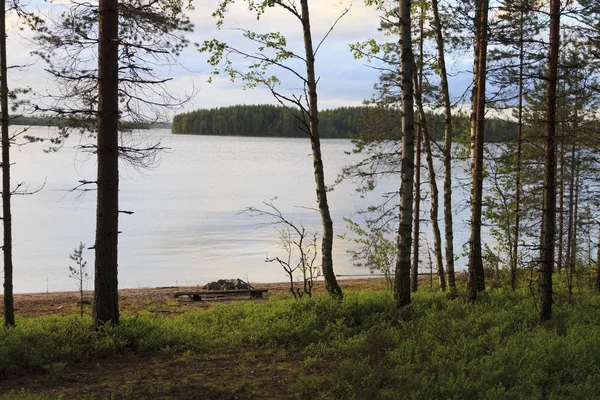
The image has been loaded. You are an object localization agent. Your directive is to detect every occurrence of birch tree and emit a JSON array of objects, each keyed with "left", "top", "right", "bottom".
[
  {"left": 201, "top": 0, "right": 346, "bottom": 299},
  {"left": 430, "top": 0, "right": 456, "bottom": 295},
  {"left": 394, "top": 0, "right": 416, "bottom": 307}
]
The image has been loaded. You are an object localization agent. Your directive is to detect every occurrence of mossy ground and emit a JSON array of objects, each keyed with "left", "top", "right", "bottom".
[{"left": 2, "top": 275, "right": 600, "bottom": 399}]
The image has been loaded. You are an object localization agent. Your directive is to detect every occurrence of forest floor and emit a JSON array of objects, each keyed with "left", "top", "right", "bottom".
[
  {"left": 5, "top": 273, "right": 592, "bottom": 400},
  {"left": 0, "top": 277, "right": 391, "bottom": 399}
]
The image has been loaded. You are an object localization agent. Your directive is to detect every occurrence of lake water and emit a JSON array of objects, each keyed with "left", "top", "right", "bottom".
[{"left": 3, "top": 126, "right": 474, "bottom": 293}]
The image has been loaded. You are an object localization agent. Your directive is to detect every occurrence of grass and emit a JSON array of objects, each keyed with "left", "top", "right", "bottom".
[{"left": 2, "top": 283, "right": 600, "bottom": 399}]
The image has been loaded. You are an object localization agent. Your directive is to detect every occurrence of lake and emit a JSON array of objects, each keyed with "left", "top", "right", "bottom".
[{"left": 9, "top": 126, "right": 454, "bottom": 293}]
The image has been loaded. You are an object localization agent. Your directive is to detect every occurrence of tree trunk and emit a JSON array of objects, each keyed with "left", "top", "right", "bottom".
[
  {"left": 567, "top": 88, "right": 580, "bottom": 305},
  {"left": 557, "top": 134, "right": 565, "bottom": 274},
  {"left": 466, "top": 0, "right": 489, "bottom": 302},
  {"left": 300, "top": 0, "right": 342, "bottom": 299},
  {"left": 411, "top": 12, "right": 425, "bottom": 294},
  {"left": 511, "top": 11, "right": 525, "bottom": 291},
  {"left": 538, "top": 0, "right": 560, "bottom": 323},
  {"left": 568, "top": 166, "right": 579, "bottom": 304},
  {"left": 412, "top": 67, "right": 446, "bottom": 292},
  {"left": 394, "top": 0, "right": 416, "bottom": 308},
  {"left": 0, "top": 0, "right": 14, "bottom": 328},
  {"left": 431, "top": 0, "right": 455, "bottom": 296},
  {"left": 411, "top": 116, "right": 421, "bottom": 293},
  {"left": 93, "top": 0, "right": 120, "bottom": 326},
  {"left": 565, "top": 130, "right": 575, "bottom": 303},
  {"left": 595, "top": 226, "right": 600, "bottom": 291}
]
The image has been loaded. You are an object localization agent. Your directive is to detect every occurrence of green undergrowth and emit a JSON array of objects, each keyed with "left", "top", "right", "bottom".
[{"left": 3, "top": 288, "right": 600, "bottom": 399}]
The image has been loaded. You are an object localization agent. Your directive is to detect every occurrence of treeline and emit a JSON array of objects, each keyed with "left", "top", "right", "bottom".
[
  {"left": 171, "top": 105, "right": 370, "bottom": 138},
  {"left": 171, "top": 104, "right": 516, "bottom": 141},
  {"left": 9, "top": 115, "right": 165, "bottom": 130}
]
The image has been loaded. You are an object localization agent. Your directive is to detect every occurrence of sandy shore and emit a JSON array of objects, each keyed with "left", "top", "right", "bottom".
[{"left": 0, "top": 277, "right": 390, "bottom": 318}]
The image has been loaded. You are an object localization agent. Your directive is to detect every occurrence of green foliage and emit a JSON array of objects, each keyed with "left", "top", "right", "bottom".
[
  {"left": 5, "top": 289, "right": 600, "bottom": 398},
  {"left": 68, "top": 242, "right": 89, "bottom": 318},
  {"left": 340, "top": 217, "right": 396, "bottom": 290},
  {"left": 172, "top": 104, "right": 518, "bottom": 141},
  {"left": 31, "top": 0, "right": 193, "bottom": 132},
  {"left": 171, "top": 104, "right": 373, "bottom": 138}
]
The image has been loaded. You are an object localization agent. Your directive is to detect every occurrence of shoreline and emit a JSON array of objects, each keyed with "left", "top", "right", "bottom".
[{"left": 0, "top": 277, "right": 390, "bottom": 319}]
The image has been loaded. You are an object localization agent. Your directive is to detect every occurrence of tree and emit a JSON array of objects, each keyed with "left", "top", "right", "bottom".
[
  {"left": 1, "top": 0, "right": 12, "bottom": 327},
  {"left": 1, "top": 0, "right": 43, "bottom": 328},
  {"left": 487, "top": 0, "right": 544, "bottom": 290},
  {"left": 430, "top": 0, "right": 456, "bottom": 295},
  {"left": 34, "top": 0, "right": 192, "bottom": 326},
  {"left": 595, "top": 226, "right": 600, "bottom": 291},
  {"left": 466, "top": 0, "right": 489, "bottom": 302},
  {"left": 538, "top": 0, "right": 560, "bottom": 322},
  {"left": 413, "top": 64, "right": 446, "bottom": 292},
  {"left": 246, "top": 201, "right": 320, "bottom": 299},
  {"left": 201, "top": 0, "right": 347, "bottom": 299},
  {"left": 394, "top": 0, "right": 416, "bottom": 307},
  {"left": 69, "top": 242, "right": 90, "bottom": 318},
  {"left": 93, "top": 0, "right": 120, "bottom": 327},
  {"left": 412, "top": 102, "right": 421, "bottom": 293}
]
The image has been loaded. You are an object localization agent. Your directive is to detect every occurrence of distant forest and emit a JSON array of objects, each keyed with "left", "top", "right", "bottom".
[
  {"left": 9, "top": 115, "right": 167, "bottom": 130},
  {"left": 171, "top": 104, "right": 516, "bottom": 141}
]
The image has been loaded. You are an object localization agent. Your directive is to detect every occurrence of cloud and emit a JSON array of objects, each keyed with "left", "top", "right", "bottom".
[{"left": 3, "top": 0, "right": 476, "bottom": 118}]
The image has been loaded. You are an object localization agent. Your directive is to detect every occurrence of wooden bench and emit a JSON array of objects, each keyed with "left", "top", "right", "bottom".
[{"left": 174, "top": 289, "right": 269, "bottom": 301}]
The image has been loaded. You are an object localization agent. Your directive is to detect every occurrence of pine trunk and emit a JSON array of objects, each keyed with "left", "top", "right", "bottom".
[
  {"left": 300, "top": 0, "right": 342, "bottom": 299},
  {"left": 557, "top": 136, "right": 565, "bottom": 274},
  {"left": 394, "top": 0, "right": 416, "bottom": 308},
  {"left": 93, "top": 0, "right": 120, "bottom": 326},
  {"left": 595, "top": 227, "right": 600, "bottom": 291},
  {"left": 511, "top": 13, "right": 525, "bottom": 291},
  {"left": 431, "top": 0, "right": 455, "bottom": 296},
  {"left": 538, "top": 0, "right": 560, "bottom": 323},
  {"left": 411, "top": 119, "right": 421, "bottom": 293},
  {"left": 565, "top": 133, "right": 575, "bottom": 302},
  {"left": 567, "top": 97, "right": 580, "bottom": 304},
  {"left": 568, "top": 167, "right": 579, "bottom": 304},
  {"left": 0, "top": 0, "right": 14, "bottom": 327},
  {"left": 466, "top": 0, "right": 489, "bottom": 302}
]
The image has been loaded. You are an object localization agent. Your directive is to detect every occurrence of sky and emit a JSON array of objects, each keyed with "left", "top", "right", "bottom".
[{"left": 5, "top": 0, "right": 474, "bottom": 117}]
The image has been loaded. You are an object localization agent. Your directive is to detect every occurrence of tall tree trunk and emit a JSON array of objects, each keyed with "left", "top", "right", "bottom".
[
  {"left": 412, "top": 116, "right": 421, "bottom": 293},
  {"left": 411, "top": 12, "right": 425, "bottom": 294},
  {"left": 538, "top": 0, "right": 560, "bottom": 323},
  {"left": 93, "top": 0, "right": 120, "bottom": 326},
  {"left": 557, "top": 79, "right": 566, "bottom": 275},
  {"left": 557, "top": 135, "right": 565, "bottom": 274},
  {"left": 431, "top": 0, "right": 455, "bottom": 296},
  {"left": 300, "top": 0, "right": 342, "bottom": 299},
  {"left": 394, "top": 0, "right": 416, "bottom": 308},
  {"left": 567, "top": 101, "right": 580, "bottom": 304},
  {"left": 466, "top": 0, "right": 489, "bottom": 302},
  {"left": 568, "top": 166, "right": 579, "bottom": 304},
  {"left": 595, "top": 226, "right": 600, "bottom": 291},
  {"left": 412, "top": 67, "right": 446, "bottom": 292},
  {"left": 511, "top": 10, "right": 525, "bottom": 291},
  {"left": 565, "top": 129, "right": 575, "bottom": 303},
  {"left": 0, "top": 0, "right": 14, "bottom": 328}
]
